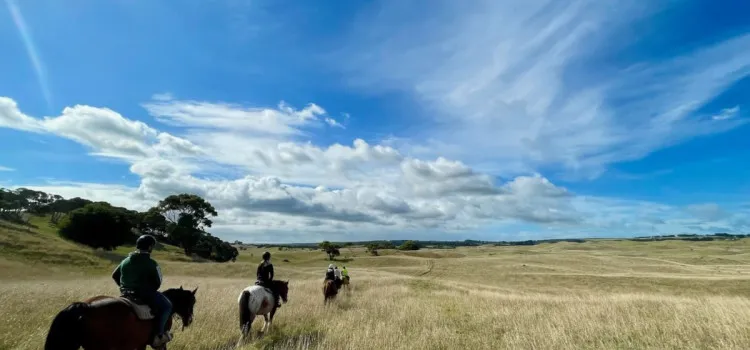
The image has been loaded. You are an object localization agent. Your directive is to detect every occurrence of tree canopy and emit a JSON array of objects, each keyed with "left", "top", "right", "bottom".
[
  {"left": 57, "top": 202, "right": 136, "bottom": 250},
  {"left": 318, "top": 241, "right": 341, "bottom": 260},
  {"left": 0, "top": 188, "right": 237, "bottom": 263}
]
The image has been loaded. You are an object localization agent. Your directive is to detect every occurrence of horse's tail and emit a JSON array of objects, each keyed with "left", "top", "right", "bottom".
[
  {"left": 239, "top": 290, "right": 251, "bottom": 329},
  {"left": 44, "top": 302, "right": 90, "bottom": 350}
]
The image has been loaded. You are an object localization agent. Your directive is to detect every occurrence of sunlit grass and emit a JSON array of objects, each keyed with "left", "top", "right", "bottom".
[{"left": 2, "top": 220, "right": 750, "bottom": 349}]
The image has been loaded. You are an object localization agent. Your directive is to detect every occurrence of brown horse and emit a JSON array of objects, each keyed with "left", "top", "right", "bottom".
[
  {"left": 323, "top": 279, "right": 338, "bottom": 304},
  {"left": 342, "top": 276, "right": 350, "bottom": 289},
  {"left": 44, "top": 287, "right": 197, "bottom": 350}
]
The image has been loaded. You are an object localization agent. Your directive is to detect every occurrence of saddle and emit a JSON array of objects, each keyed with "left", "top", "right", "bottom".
[
  {"left": 91, "top": 295, "right": 155, "bottom": 320},
  {"left": 254, "top": 281, "right": 275, "bottom": 296}
]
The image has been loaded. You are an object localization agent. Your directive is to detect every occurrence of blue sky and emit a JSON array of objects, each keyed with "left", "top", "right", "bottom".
[{"left": 1, "top": 0, "right": 749, "bottom": 243}]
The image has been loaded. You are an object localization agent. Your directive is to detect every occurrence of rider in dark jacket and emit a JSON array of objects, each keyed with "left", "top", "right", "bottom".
[
  {"left": 256, "top": 251, "right": 281, "bottom": 308},
  {"left": 111, "top": 235, "right": 172, "bottom": 347},
  {"left": 324, "top": 264, "right": 336, "bottom": 281}
]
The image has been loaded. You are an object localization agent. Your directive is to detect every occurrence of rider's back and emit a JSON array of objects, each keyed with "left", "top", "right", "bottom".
[{"left": 119, "top": 252, "right": 161, "bottom": 295}]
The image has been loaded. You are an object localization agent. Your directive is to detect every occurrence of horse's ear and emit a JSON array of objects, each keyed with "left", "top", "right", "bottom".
[
  {"left": 192, "top": 287, "right": 198, "bottom": 295},
  {"left": 180, "top": 285, "right": 184, "bottom": 290}
]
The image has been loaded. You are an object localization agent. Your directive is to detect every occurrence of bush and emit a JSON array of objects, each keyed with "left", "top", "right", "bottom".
[
  {"left": 58, "top": 203, "right": 135, "bottom": 250},
  {"left": 398, "top": 240, "right": 420, "bottom": 251}
]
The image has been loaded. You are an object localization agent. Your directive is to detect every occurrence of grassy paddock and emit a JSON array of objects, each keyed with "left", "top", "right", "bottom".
[{"left": 2, "top": 220, "right": 750, "bottom": 349}]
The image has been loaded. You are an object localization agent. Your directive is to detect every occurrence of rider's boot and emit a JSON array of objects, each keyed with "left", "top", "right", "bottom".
[{"left": 151, "top": 331, "right": 173, "bottom": 347}]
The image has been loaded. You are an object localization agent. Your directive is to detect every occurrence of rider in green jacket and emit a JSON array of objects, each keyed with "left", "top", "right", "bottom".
[{"left": 111, "top": 235, "right": 173, "bottom": 347}]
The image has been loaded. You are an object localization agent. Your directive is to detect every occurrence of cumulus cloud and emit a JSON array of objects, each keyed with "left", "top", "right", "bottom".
[
  {"left": 0, "top": 97, "right": 202, "bottom": 161},
  {"left": 1, "top": 94, "right": 593, "bottom": 240},
  {"left": 5, "top": 92, "right": 749, "bottom": 242}
]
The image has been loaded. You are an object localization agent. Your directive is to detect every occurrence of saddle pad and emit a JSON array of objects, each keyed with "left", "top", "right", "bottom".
[
  {"left": 120, "top": 297, "right": 155, "bottom": 320},
  {"left": 91, "top": 297, "right": 155, "bottom": 320}
]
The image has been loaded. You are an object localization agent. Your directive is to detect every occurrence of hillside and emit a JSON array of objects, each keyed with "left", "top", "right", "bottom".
[
  {"left": 3, "top": 218, "right": 750, "bottom": 349},
  {"left": 0, "top": 215, "right": 191, "bottom": 278}
]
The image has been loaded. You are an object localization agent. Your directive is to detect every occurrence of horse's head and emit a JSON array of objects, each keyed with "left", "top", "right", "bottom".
[
  {"left": 274, "top": 280, "right": 290, "bottom": 304},
  {"left": 163, "top": 286, "right": 198, "bottom": 329}
]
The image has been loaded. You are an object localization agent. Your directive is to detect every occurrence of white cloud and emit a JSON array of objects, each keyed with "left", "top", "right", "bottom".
[
  {"left": 151, "top": 92, "right": 174, "bottom": 101},
  {"left": 0, "top": 166, "right": 15, "bottom": 172},
  {"left": 3, "top": 1, "right": 750, "bottom": 242},
  {"left": 143, "top": 99, "right": 328, "bottom": 136},
  {"left": 712, "top": 106, "right": 740, "bottom": 121},
  {"left": 335, "top": 1, "right": 750, "bottom": 178},
  {"left": 0, "top": 97, "right": 202, "bottom": 162},
  {"left": 324, "top": 117, "right": 345, "bottom": 128},
  {"left": 4, "top": 93, "right": 749, "bottom": 242},
  {"left": 1, "top": 95, "right": 594, "bottom": 240}
]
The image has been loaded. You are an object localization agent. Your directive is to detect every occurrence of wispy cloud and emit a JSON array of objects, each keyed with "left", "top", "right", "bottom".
[
  {"left": 0, "top": 166, "right": 15, "bottom": 171},
  {"left": 151, "top": 92, "right": 174, "bottom": 101},
  {"left": 324, "top": 117, "right": 345, "bottom": 129},
  {"left": 335, "top": 1, "right": 750, "bottom": 179},
  {"left": 5, "top": 0, "right": 52, "bottom": 109},
  {"left": 712, "top": 106, "right": 740, "bottom": 121}
]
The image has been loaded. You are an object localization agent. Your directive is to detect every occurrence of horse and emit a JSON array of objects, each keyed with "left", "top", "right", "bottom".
[
  {"left": 342, "top": 275, "right": 350, "bottom": 288},
  {"left": 323, "top": 279, "right": 338, "bottom": 304},
  {"left": 237, "top": 280, "right": 289, "bottom": 342},
  {"left": 44, "top": 286, "right": 198, "bottom": 350}
]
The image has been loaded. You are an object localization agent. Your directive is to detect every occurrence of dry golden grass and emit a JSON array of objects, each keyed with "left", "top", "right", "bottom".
[{"left": 2, "top": 223, "right": 750, "bottom": 349}]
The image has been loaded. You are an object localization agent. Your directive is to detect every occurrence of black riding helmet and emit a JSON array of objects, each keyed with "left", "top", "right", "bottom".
[
  {"left": 136, "top": 234, "right": 157, "bottom": 251},
  {"left": 262, "top": 251, "right": 271, "bottom": 261}
]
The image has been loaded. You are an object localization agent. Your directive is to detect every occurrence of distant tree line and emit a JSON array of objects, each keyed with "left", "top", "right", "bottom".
[
  {"left": 254, "top": 233, "right": 749, "bottom": 252},
  {"left": 0, "top": 188, "right": 238, "bottom": 263}
]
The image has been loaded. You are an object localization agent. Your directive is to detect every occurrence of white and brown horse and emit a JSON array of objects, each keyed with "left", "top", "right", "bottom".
[{"left": 237, "top": 281, "right": 289, "bottom": 343}]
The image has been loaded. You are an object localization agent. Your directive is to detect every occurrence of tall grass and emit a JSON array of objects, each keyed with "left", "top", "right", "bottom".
[
  {"left": 2, "top": 273, "right": 749, "bottom": 350},
  {"left": 2, "top": 221, "right": 750, "bottom": 349}
]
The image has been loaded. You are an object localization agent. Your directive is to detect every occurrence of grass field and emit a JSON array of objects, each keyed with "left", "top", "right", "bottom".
[{"left": 2, "top": 217, "right": 750, "bottom": 349}]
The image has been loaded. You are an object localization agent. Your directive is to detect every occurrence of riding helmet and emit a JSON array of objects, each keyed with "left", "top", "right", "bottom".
[{"left": 136, "top": 234, "right": 157, "bottom": 250}]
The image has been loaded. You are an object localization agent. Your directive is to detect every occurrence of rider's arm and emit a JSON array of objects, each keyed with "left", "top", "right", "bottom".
[
  {"left": 269, "top": 263, "right": 274, "bottom": 280},
  {"left": 111, "top": 263, "right": 122, "bottom": 286},
  {"left": 150, "top": 261, "right": 163, "bottom": 291}
]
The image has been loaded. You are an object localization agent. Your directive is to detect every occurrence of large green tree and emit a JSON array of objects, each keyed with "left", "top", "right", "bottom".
[
  {"left": 137, "top": 207, "right": 168, "bottom": 238},
  {"left": 58, "top": 202, "right": 135, "bottom": 250},
  {"left": 155, "top": 194, "right": 218, "bottom": 255}
]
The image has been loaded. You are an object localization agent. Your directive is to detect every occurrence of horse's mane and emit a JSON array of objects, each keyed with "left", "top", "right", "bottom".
[{"left": 162, "top": 287, "right": 197, "bottom": 308}]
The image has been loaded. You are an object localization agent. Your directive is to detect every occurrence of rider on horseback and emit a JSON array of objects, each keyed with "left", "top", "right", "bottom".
[
  {"left": 334, "top": 265, "right": 342, "bottom": 281},
  {"left": 341, "top": 265, "right": 349, "bottom": 282},
  {"left": 324, "top": 264, "right": 336, "bottom": 281},
  {"left": 111, "top": 234, "right": 173, "bottom": 348},
  {"left": 256, "top": 251, "right": 281, "bottom": 308}
]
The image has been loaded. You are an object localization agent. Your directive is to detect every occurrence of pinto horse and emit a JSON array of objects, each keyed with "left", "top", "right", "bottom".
[
  {"left": 237, "top": 280, "right": 289, "bottom": 342},
  {"left": 323, "top": 279, "right": 339, "bottom": 304},
  {"left": 44, "top": 286, "right": 197, "bottom": 350}
]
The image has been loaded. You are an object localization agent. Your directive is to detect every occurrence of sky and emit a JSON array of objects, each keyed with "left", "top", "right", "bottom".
[{"left": 1, "top": 0, "right": 749, "bottom": 243}]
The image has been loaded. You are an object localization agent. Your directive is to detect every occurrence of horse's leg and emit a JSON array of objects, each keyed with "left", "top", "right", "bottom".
[
  {"left": 262, "top": 314, "right": 269, "bottom": 334},
  {"left": 266, "top": 306, "right": 278, "bottom": 333},
  {"left": 241, "top": 314, "right": 254, "bottom": 340}
]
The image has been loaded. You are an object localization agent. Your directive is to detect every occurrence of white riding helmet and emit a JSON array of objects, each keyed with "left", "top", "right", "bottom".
[{"left": 328, "top": 264, "right": 334, "bottom": 269}]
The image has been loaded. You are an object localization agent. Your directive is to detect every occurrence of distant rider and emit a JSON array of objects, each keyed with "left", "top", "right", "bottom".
[
  {"left": 325, "top": 264, "right": 336, "bottom": 282},
  {"left": 334, "top": 265, "right": 342, "bottom": 288},
  {"left": 111, "top": 235, "right": 173, "bottom": 348},
  {"left": 341, "top": 265, "right": 350, "bottom": 282},
  {"left": 256, "top": 251, "right": 281, "bottom": 308}
]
